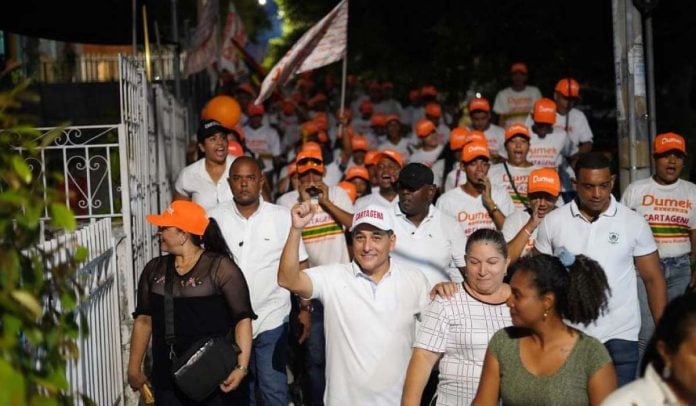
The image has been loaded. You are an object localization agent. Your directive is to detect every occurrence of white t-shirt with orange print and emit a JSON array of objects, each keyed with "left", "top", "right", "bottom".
[
  {"left": 621, "top": 177, "right": 696, "bottom": 258},
  {"left": 488, "top": 162, "right": 538, "bottom": 211},
  {"left": 493, "top": 86, "right": 542, "bottom": 127},
  {"left": 527, "top": 127, "right": 577, "bottom": 169},
  {"left": 436, "top": 185, "right": 516, "bottom": 238}
]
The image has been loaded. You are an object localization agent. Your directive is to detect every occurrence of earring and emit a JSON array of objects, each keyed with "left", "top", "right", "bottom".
[
  {"left": 543, "top": 310, "right": 548, "bottom": 321},
  {"left": 662, "top": 364, "right": 672, "bottom": 379}
]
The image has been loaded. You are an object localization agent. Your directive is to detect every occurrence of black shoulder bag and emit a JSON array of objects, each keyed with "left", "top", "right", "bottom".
[
  {"left": 503, "top": 162, "right": 531, "bottom": 214},
  {"left": 164, "top": 255, "right": 241, "bottom": 402}
]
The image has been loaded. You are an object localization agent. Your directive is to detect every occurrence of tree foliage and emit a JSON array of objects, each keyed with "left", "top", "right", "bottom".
[{"left": 0, "top": 64, "right": 89, "bottom": 404}]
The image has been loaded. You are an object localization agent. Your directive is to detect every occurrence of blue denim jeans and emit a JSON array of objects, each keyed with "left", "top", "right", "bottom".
[
  {"left": 249, "top": 323, "right": 289, "bottom": 406},
  {"left": 604, "top": 339, "right": 639, "bottom": 387},
  {"left": 637, "top": 254, "right": 691, "bottom": 359},
  {"left": 305, "top": 299, "right": 326, "bottom": 406}
]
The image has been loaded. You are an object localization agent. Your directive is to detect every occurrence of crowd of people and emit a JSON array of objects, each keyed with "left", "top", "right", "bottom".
[{"left": 126, "top": 62, "right": 696, "bottom": 406}]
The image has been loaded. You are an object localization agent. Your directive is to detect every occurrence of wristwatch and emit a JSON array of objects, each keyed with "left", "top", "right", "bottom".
[
  {"left": 488, "top": 204, "right": 499, "bottom": 213},
  {"left": 299, "top": 303, "right": 314, "bottom": 312},
  {"left": 235, "top": 365, "right": 249, "bottom": 374}
]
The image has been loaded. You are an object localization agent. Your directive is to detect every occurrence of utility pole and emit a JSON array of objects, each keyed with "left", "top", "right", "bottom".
[{"left": 612, "top": 0, "right": 651, "bottom": 193}]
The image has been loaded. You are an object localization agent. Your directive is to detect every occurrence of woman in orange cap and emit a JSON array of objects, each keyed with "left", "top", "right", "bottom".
[{"left": 127, "top": 200, "right": 255, "bottom": 404}]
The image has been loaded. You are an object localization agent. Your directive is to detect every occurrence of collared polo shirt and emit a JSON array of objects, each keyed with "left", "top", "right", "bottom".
[
  {"left": 535, "top": 196, "right": 657, "bottom": 342},
  {"left": 174, "top": 155, "right": 235, "bottom": 210},
  {"left": 390, "top": 204, "right": 466, "bottom": 286},
  {"left": 354, "top": 191, "right": 399, "bottom": 211},
  {"left": 305, "top": 261, "right": 429, "bottom": 405},
  {"left": 209, "top": 199, "right": 308, "bottom": 338}
]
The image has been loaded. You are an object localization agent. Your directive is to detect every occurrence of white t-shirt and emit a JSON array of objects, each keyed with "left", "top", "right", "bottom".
[
  {"left": 555, "top": 108, "right": 593, "bottom": 146},
  {"left": 492, "top": 86, "right": 542, "bottom": 127},
  {"left": 389, "top": 204, "right": 467, "bottom": 286},
  {"left": 468, "top": 124, "right": 506, "bottom": 158},
  {"left": 208, "top": 199, "right": 309, "bottom": 338},
  {"left": 488, "top": 163, "right": 538, "bottom": 211},
  {"left": 243, "top": 124, "right": 281, "bottom": 173},
  {"left": 305, "top": 261, "right": 429, "bottom": 405},
  {"left": 527, "top": 127, "right": 577, "bottom": 169},
  {"left": 621, "top": 177, "right": 696, "bottom": 258},
  {"left": 436, "top": 186, "right": 516, "bottom": 238},
  {"left": 502, "top": 209, "right": 536, "bottom": 258},
  {"left": 323, "top": 161, "right": 344, "bottom": 187},
  {"left": 535, "top": 197, "right": 658, "bottom": 342},
  {"left": 431, "top": 159, "right": 446, "bottom": 191},
  {"left": 354, "top": 191, "right": 399, "bottom": 212},
  {"left": 374, "top": 99, "right": 403, "bottom": 117},
  {"left": 443, "top": 167, "right": 466, "bottom": 192},
  {"left": 277, "top": 187, "right": 353, "bottom": 266},
  {"left": 174, "top": 155, "right": 235, "bottom": 211},
  {"left": 378, "top": 138, "right": 411, "bottom": 162},
  {"left": 409, "top": 145, "right": 444, "bottom": 168},
  {"left": 276, "top": 113, "right": 300, "bottom": 152}
]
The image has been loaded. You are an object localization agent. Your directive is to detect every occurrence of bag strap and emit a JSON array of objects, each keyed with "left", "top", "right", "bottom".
[
  {"left": 503, "top": 162, "right": 531, "bottom": 213},
  {"left": 164, "top": 255, "right": 176, "bottom": 359}
]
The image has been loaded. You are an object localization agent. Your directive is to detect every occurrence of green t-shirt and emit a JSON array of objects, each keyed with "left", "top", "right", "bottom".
[{"left": 489, "top": 327, "right": 612, "bottom": 406}]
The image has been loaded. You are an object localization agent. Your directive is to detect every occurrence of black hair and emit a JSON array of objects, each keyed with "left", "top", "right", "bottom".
[
  {"left": 640, "top": 292, "right": 696, "bottom": 376},
  {"left": 510, "top": 254, "right": 610, "bottom": 326},
  {"left": 193, "top": 218, "right": 239, "bottom": 267},
  {"left": 574, "top": 151, "right": 612, "bottom": 175},
  {"left": 466, "top": 228, "right": 508, "bottom": 259}
]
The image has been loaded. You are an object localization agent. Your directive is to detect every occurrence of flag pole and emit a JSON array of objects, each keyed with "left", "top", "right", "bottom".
[{"left": 338, "top": 51, "right": 348, "bottom": 140}]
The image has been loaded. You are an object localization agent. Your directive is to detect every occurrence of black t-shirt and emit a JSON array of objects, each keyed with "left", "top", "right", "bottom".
[{"left": 134, "top": 251, "right": 255, "bottom": 389}]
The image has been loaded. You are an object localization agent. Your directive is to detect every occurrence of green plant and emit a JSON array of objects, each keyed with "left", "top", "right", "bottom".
[{"left": 0, "top": 64, "right": 92, "bottom": 405}]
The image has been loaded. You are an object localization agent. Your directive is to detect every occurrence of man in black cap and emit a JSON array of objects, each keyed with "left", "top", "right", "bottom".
[
  {"left": 174, "top": 119, "right": 236, "bottom": 210},
  {"left": 389, "top": 163, "right": 467, "bottom": 288}
]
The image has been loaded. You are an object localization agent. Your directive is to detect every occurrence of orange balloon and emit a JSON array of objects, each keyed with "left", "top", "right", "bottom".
[{"left": 201, "top": 95, "right": 242, "bottom": 130}]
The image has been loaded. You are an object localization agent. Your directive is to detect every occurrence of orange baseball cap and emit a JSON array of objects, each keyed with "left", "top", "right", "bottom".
[
  {"left": 654, "top": 132, "right": 687, "bottom": 156},
  {"left": 345, "top": 165, "right": 370, "bottom": 181},
  {"left": 468, "top": 98, "right": 491, "bottom": 113},
  {"left": 147, "top": 200, "right": 209, "bottom": 236},
  {"left": 247, "top": 102, "right": 265, "bottom": 116},
  {"left": 351, "top": 135, "right": 369, "bottom": 151},
  {"left": 359, "top": 100, "right": 374, "bottom": 114},
  {"left": 510, "top": 62, "right": 528, "bottom": 74},
  {"left": 408, "top": 89, "right": 420, "bottom": 102},
  {"left": 528, "top": 168, "right": 561, "bottom": 197},
  {"left": 425, "top": 102, "right": 442, "bottom": 118},
  {"left": 466, "top": 130, "right": 488, "bottom": 144},
  {"left": 364, "top": 150, "right": 380, "bottom": 166},
  {"left": 461, "top": 141, "right": 490, "bottom": 162},
  {"left": 296, "top": 147, "right": 325, "bottom": 174},
  {"left": 376, "top": 149, "right": 404, "bottom": 168},
  {"left": 370, "top": 113, "right": 387, "bottom": 127},
  {"left": 449, "top": 127, "right": 470, "bottom": 150},
  {"left": 421, "top": 85, "right": 437, "bottom": 97},
  {"left": 384, "top": 114, "right": 401, "bottom": 124},
  {"left": 505, "top": 123, "right": 531, "bottom": 141},
  {"left": 338, "top": 181, "right": 357, "bottom": 203},
  {"left": 555, "top": 78, "right": 580, "bottom": 98},
  {"left": 415, "top": 118, "right": 436, "bottom": 137},
  {"left": 227, "top": 140, "right": 244, "bottom": 157},
  {"left": 532, "top": 98, "right": 557, "bottom": 125}
]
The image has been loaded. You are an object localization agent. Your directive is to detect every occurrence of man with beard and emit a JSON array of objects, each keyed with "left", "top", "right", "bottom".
[
  {"left": 174, "top": 119, "right": 236, "bottom": 210},
  {"left": 437, "top": 141, "right": 515, "bottom": 238},
  {"left": 535, "top": 152, "right": 667, "bottom": 387},
  {"left": 354, "top": 149, "right": 404, "bottom": 210},
  {"left": 487, "top": 123, "right": 539, "bottom": 211},
  {"left": 389, "top": 163, "right": 467, "bottom": 287},
  {"left": 209, "top": 156, "right": 309, "bottom": 405},
  {"left": 502, "top": 167, "right": 560, "bottom": 264},
  {"left": 621, "top": 132, "right": 696, "bottom": 356}
]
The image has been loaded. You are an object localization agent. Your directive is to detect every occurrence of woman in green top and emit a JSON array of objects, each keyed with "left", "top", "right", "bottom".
[{"left": 474, "top": 252, "right": 617, "bottom": 406}]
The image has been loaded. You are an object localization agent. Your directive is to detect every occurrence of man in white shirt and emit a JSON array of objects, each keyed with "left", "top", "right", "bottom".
[
  {"left": 379, "top": 114, "right": 411, "bottom": 160},
  {"left": 278, "top": 203, "right": 429, "bottom": 405},
  {"left": 437, "top": 141, "right": 516, "bottom": 238},
  {"left": 409, "top": 119, "right": 445, "bottom": 171},
  {"left": 467, "top": 97, "right": 506, "bottom": 161},
  {"left": 391, "top": 163, "right": 467, "bottom": 286},
  {"left": 354, "top": 149, "right": 404, "bottom": 210},
  {"left": 174, "top": 119, "right": 235, "bottom": 210},
  {"left": 535, "top": 151, "right": 667, "bottom": 387},
  {"left": 243, "top": 103, "right": 281, "bottom": 177},
  {"left": 526, "top": 98, "right": 578, "bottom": 171},
  {"left": 493, "top": 62, "right": 542, "bottom": 127},
  {"left": 209, "top": 156, "right": 309, "bottom": 405},
  {"left": 620, "top": 132, "right": 696, "bottom": 355}
]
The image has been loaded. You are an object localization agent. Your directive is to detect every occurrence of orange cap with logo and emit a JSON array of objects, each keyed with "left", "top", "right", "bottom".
[
  {"left": 466, "top": 130, "right": 488, "bottom": 145},
  {"left": 468, "top": 98, "right": 491, "bottom": 113},
  {"left": 227, "top": 140, "right": 244, "bottom": 157},
  {"left": 654, "top": 132, "right": 687, "bottom": 156},
  {"left": 370, "top": 113, "right": 387, "bottom": 127},
  {"left": 351, "top": 135, "right": 369, "bottom": 151},
  {"left": 247, "top": 102, "right": 265, "bottom": 116},
  {"left": 532, "top": 98, "right": 557, "bottom": 125},
  {"left": 376, "top": 149, "right": 404, "bottom": 168},
  {"left": 415, "top": 118, "right": 436, "bottom": 137},
  {"left": 296, "top": 145, "right": 324, "bottom": 174},
  {"left": 449, "top": 127, "right": 470, "bottom": 150},
  {"left": 505, "top": 123, "right": 531, "bottom": 141},
  {"left": 338, "top": 181, "right": 357, "bottom": 203},
  {"left": 364, "top": 150, "right": 380, "bottom": 166},
  {"left": 345, "top": 165, "right": 370, "bottom": 182},
  {"left": 147, "top": 200, "right": 209, "bottom": 236},
  {"left": 528, "top": 168, "right": 561, "bottom": 197},
  {"left": 425, "top": 102, "right": 442, "bottom": 118},
  {"left": 555, "top": 78, "right": 580, "bottom": 98},
  {"left": 461, "top": 141, "right": 490, "bottom": 162}
]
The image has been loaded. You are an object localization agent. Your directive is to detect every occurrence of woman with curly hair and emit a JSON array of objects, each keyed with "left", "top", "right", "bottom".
[{"left": 473, "top": 252, "right": 617, "bottom": 406}]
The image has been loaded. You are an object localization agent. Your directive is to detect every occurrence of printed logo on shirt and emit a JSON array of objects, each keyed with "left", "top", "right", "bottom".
[
  {"left": 641, "top": 194, "right": 693, "bottom": 214},
  {"left": 506, "top": 96, "right": 533, "bottom": 113},
  {"left": 456, "top": 210, "right": 495, "bottom": 237},
  {"left": 302, "top": 210, "right": 343, "bottom": 243},
  {"left": 608, "top": 232, "right": 619, "bottom": 244},
  {"left": 644, "top": 213, "right": 690, "bottom": 241}
]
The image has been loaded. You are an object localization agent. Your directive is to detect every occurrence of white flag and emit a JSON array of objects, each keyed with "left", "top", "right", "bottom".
[
  {"left": 255, "top": 0, "right": 348, "bottom": 104},
  {"left": 184, "top": 0, "right": 220, "bottom": 76},
  {"left": 219, "top": 1, "right": 248, "bottom": 77}
]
